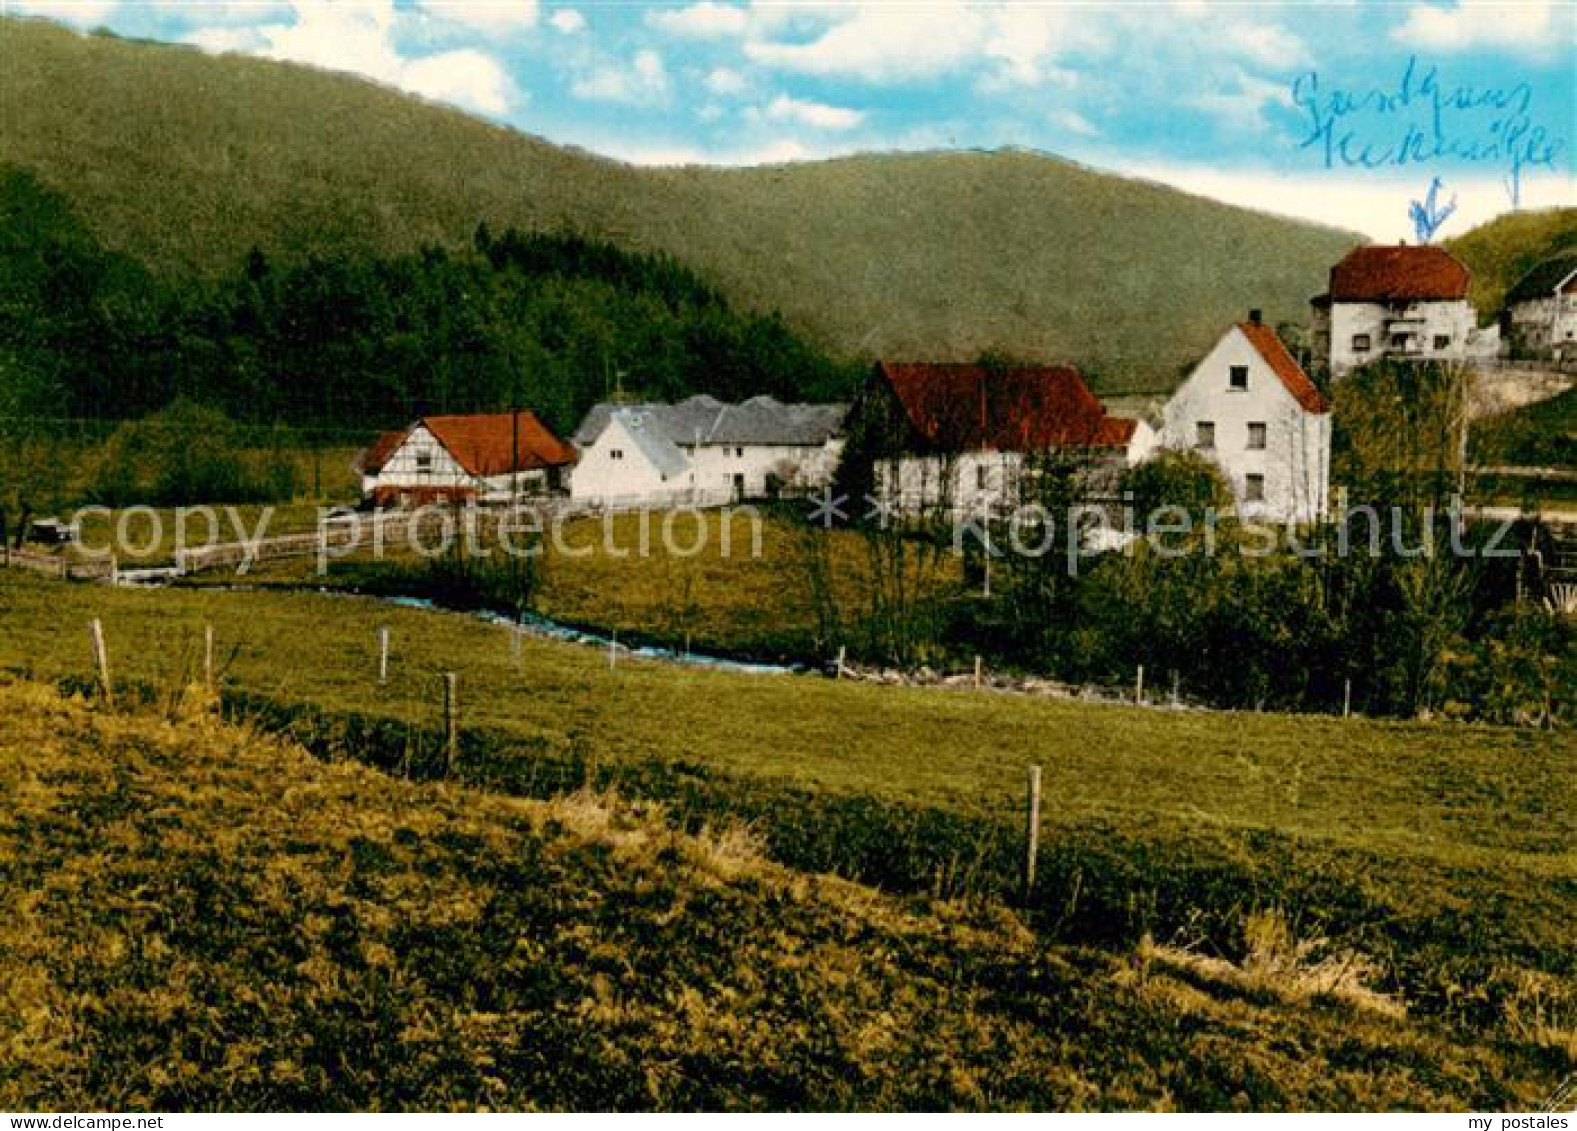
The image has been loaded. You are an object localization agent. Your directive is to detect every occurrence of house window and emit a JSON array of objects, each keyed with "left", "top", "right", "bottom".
[
  {"left": 976, "top": 465, "right": 990, "bottom": 490},
  {"left": 1246, "top": 422, "right": 1267, "bottom": 450},
  {"left": 1389, "top": 332, "right": 1411, "bottom": 349},
  {"left": 1434, "top": 334, "right": 1451, "bottom": 350},
  {"left": 1196, "top": 421, "right": 1216, "bottom": 450},
  {"left": 609, "top": 448, "right": 624, "bottom": 460},
  {"left": 1352, "top": 333, "right": 1371, "bottom": 352},
  {"left": 414, "top": 452, "right": 433, "bottom": 476},
  {"left": 1228, "top": 365, "right": 1249, "bottom": 390},
  {"left": 1244, "top": 474, "right": 1265, "bottom": 503},
  {"left": 735, "top": 446, "right": 745, "bottom": 458}
]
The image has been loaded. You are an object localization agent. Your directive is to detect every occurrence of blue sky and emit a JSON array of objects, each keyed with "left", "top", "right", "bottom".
[{"left": 8, "top": 0, "right": 1575, "bottom": 238}]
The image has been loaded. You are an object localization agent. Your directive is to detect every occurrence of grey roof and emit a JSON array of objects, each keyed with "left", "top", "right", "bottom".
[
  {"left": 1505, "top": 250, "right": 1577, "bottom": 307},
  {"left": 607, "top": 408, "right": 689, "bottom": 478},
  {"left": 574, "top": 394, "right": 847, "bottom": 449}
]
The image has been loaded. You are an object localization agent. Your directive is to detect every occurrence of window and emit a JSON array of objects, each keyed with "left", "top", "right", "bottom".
[
  {"left": 1389, "top": 332, "right": 1411, "bottom": 349},
  {"left": 735, "top": 446, "right": 745, "bottom": 458},
  {"left": 1246, "top": 422, "right": 1267, "bottom": 450},
  {"left": 1244, "top": 474, "right": 1265, "bottom": 503},
  {"left": 1228, "top": 365, "right": 1249, "bottom": 390},
  {"left": 609, "top": 448, "right": 624, "bottom": 461},
  {"left": 1434, "top": 334, "right": 1451, "bottom": 350},
  {"left": 976, "top": 465, "right": 990, "bottom": 490},
  {"left": 414, "top": 452, "right": 433, "bottom": 476},
  {"left": 1195, "top": 421, "right": 1215, "bottom": 450},
  {"left": 1352, "top": 333, "right": 1371, "bottom": 352}
]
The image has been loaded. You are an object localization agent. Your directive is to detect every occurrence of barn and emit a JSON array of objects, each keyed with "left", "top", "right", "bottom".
[{"left": 355, "top": 412, "right": 578, "bottom": 507}]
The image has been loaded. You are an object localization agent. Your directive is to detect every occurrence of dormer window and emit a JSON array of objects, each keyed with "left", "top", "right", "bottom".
[
  {"left": 1229, "top": 365, "right": 1248, "bottom": 391},
  {"left": 609, "top": 449, "right": 625, "bottom": 460}
]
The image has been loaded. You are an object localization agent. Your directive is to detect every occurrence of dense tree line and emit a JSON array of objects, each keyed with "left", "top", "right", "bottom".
[{"left": 0, "top": 167, "right": 860, "bottom": 436}]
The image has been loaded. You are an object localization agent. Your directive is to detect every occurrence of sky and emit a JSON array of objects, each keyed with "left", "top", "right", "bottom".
[{"left": 6, "top": 0, "right": 1575, "bottom": 240}]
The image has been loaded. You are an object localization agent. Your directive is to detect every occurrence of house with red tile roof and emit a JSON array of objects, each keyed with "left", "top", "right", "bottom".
[
  {"left": 1160, "top": 313, "right": 1331, "bottom": 523},
  {"left": 849, "top": 360, "right": 1154, "bottom": 514},
  {"left": 1310, "top": 244, "right": 1477, "bottom": 376},
  {"left": 354, "top": 412, "right": 577, "bottom": 506}
]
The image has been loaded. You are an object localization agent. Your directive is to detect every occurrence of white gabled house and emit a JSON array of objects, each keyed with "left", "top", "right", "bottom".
[
  {"left": 850, "top": 361, "right": 1154, "bottom": 516},
  {"left": 1502, "top": 251, "right": 1577, "bottom": 362},
  {"left": 1160, "top": 314, "right": 1331, "bottom": 523},
  {"left": 570, "top": 394, "right": 846, "bottom": 506},
  {"left": 1311, "top": 244, "right": 1477, "bottom": 377},
  {"left": 355, "top": 412, "right": 577, "bottom": 507}
]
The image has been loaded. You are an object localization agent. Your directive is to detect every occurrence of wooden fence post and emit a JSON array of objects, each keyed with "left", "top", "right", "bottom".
[
  {"left": 974, "top": 654, "right": 983, "bottom": 690},
  {"left": 608, "top": 630, "right": 618, "bottom": 671},
  {"left": 1170, "top": 669, "right": 1180, "bottom": 708},
  {"left": 835, "top": 645, "right": 846, "bottom": 680},
  {"left": 1134, "top": 664, "right": 1145, "bottom": 704},
  {"left": 203, "top": 623, "right": 215, "bottom": 692},
  {"left": 1342, "top": 678, "right": 1352, "bottom": 719},
  {"left": 1024, "top": 765, "right": 1042, "bottom": 899},
  {"left": 378, "top": 626, "right": 390, "bottom": 686},
  {"left": 443, "top": 672, "right": 459, "bottom": 775},
  {"left": 88, "top": 618, "right": 113, "bottom": 708}
]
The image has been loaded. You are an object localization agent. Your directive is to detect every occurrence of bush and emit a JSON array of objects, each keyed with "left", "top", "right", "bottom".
[{"left": 87, "top": 399, "right": 298, "bottom": 506}]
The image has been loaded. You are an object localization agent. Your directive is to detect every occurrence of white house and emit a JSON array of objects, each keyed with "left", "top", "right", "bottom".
[
  {"left": 355, "top": 412, "right": 577, "bottom": 506},
  {"left": 1503, "top": 251, "right": 1577, "bottom": 361},
  {"left": 570, "top": 394, "right": 846, "bottom": 506},
  {"left": 855, "top": 361, "right": 1154, "bottom": 515},
  {"left": 1311, "top": 244, "right": 1476, "bottom": 377},
  {"left": 1161, "top": 315, "right": 1331, "bottom": 523}
]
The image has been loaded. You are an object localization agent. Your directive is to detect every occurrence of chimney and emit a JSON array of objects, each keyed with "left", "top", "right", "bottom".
[{"left": 1248, "top": 308, "right": 1262, "bottom": 325}]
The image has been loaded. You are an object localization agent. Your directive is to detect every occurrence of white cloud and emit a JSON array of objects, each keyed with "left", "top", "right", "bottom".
[
  {"left": 764, "top": 94, "right": 864, "bottom": 131},
  {"left": 403, "top": 49, "right": 517, "bottom": 114},
  {"left": 646, "top": 1, "right": 749, "bottom": 38},
  {"left": 744, "top": 2, "right": 989, "bottom": 83},
  {"left": 9, "top": 0, "right": 119, "bottom": 25},
  {"left": 414, "top": 0, "right": 538, "bottom": 33},
  {"left": 1049, "top": 108, "right": 1099, "bottom": 138},
  {"left": 571, "top": 48, "right": 670, "bottom": 104},
  {"left": 703, "top": 66, "right": 747, "bottom": 96},
  {"left": 1187, "top": 71, "right": 1291, "bottom": 132},
  {"left": 604, "top": 136, "right": 828, "bottom": 167},
  {"left": 184, "top": 24, "right": 266, "bottom": 53},
  {"left": 1223, "top": 23, "right": 1310, "bottom": 70},
  {"left": 548, "top": 7, "right": 584, "bottom": 33},
  {"left": 1393, "top": 0, "right": 1561, "bottom": 59},
  {"left": 1114, "top": 160, "right": 1577, "bottom": 242},
  {"left": 184, "top": 1, "right": 517, "bottom": 117}
]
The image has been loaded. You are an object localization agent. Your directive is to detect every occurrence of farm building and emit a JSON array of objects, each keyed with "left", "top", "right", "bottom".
[
  {"left": 355, "top": 412, "right": 577, "bottom": 507},
  {"left": 1159, "top": 314, "right": 1331, "bottom": 523},
  {"left": 1502, "top": 250, "right": 1577, "bottom": 361},
  {"left": 845, "top": 361, "right": 1154, "bottom": 515},
  {"left": 1310, "top": 244, "right": 1477, "bottom": 377},
  {"left": 570, "top": 394, "right": 846, "bottom": 506}
]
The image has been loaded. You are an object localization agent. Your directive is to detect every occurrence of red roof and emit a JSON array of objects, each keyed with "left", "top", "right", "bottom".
[
  {"left": 424, "top": 412, "right": 577, "bottom": 477},
  {"left": 1236, "top": 322, "right": 1329, "bottom": 414},
  {"left": 360, "top": 413, "right": 577, "bottom": 479},
  {"left": 875, "top": 362, "right": 1136, "bottom": 452},
  {"left": 1328, "top": 244, "right": 1470, "bottom": 303},
  {"left": 355, "top": 430, "right": 407, "bottom": 475}
]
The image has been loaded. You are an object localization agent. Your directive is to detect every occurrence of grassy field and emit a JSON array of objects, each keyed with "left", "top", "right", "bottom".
[
  {"left": 0, "top": 17, "right": 1359, "bottom": 391},
  {"left": 3, "top": 676, "right": 1563, "bottom": 1110},
  {"left": 0, "top": 568, "right": 1572, "bottom": 1105}
]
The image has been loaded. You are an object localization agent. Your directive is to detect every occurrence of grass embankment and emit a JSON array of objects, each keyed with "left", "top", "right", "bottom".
[
  {"left": 203, "top": 509, "right": 913, "bottom": 663},
  {"left": 0, "top": 676, "right": 1566, "bottom": 1110},
  {"left": 1, "top": 569, "right": 1573, "bottom": 1098}
]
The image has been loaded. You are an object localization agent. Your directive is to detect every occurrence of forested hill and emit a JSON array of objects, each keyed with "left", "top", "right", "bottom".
[
  {"left": 0, "top": 169, "right": 857, "bottom": 432},
  {"left": 0, "top": 17, "right": 1362, "bottom": 392}
]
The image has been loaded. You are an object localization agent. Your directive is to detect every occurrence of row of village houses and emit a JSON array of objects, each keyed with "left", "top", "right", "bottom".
[{"left": 355, "top": 243, "right": 1577, "bottom": 525}]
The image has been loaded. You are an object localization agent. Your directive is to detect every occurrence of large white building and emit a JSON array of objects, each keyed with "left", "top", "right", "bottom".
[
  {"left": 1160, "top": 316, "right": 1331, "bottom": 524},
  {"left": 1503, "top": 251, "right": 1577, "bottom": 362},
  {"left": 1311, "top": 244, "right": 1476, "bottom": 377},
  {"left": 355, "top": 412, "right": 577, "bottom": 506},
  {"left": 853, "top": 361, "right": 1154, "bottom": 515},
  {"left": 570, "top": 394, "right": 846, "bottom": 506}
]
